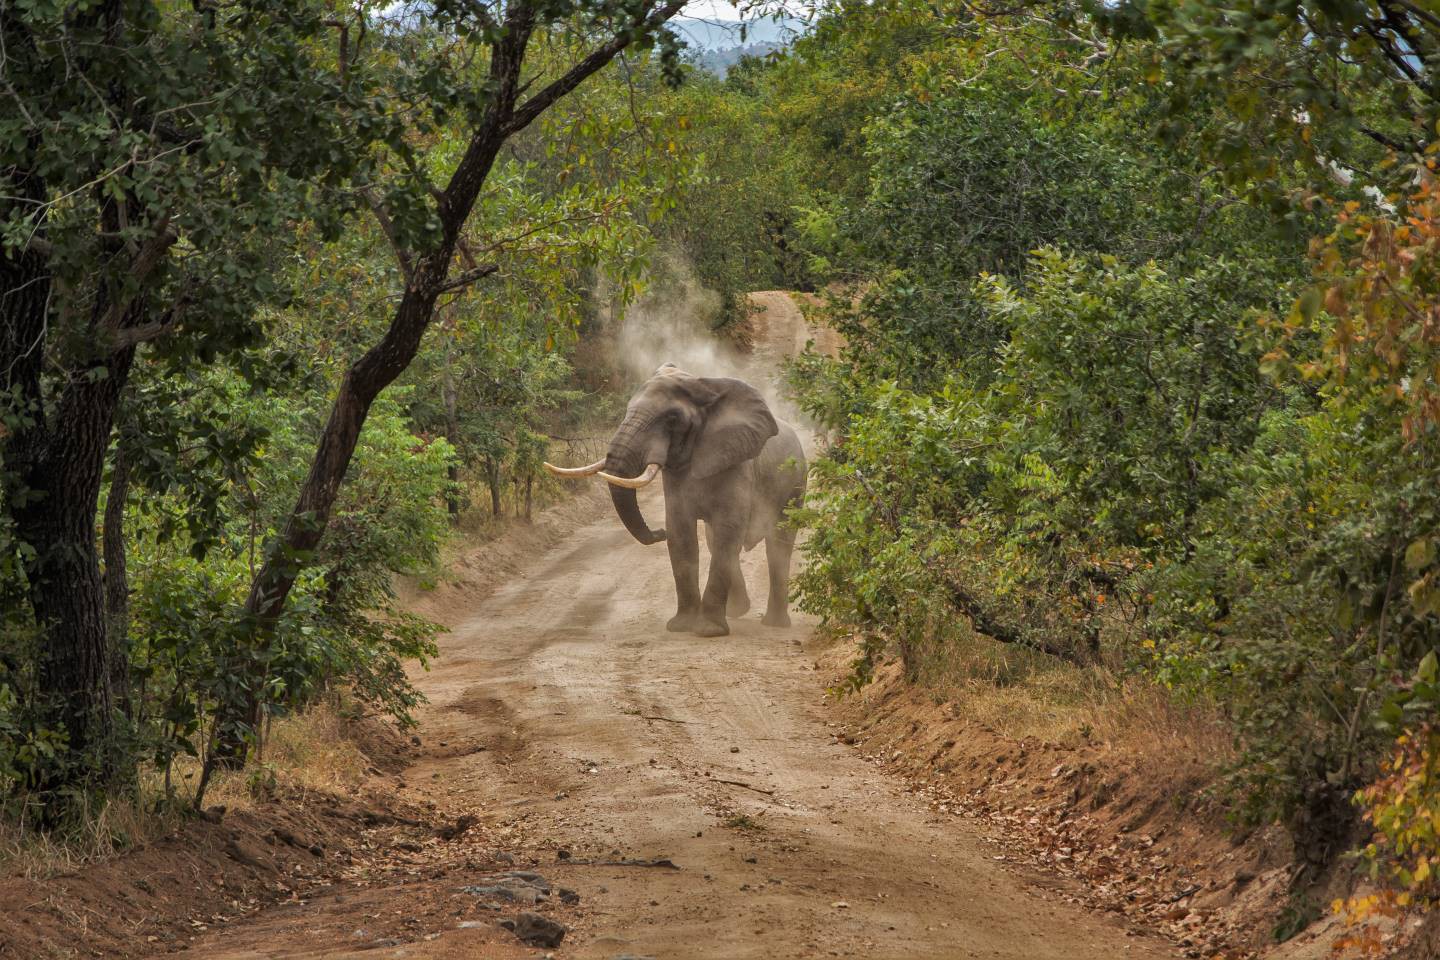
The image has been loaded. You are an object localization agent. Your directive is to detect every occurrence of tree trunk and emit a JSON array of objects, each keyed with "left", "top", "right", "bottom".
[
  {"left": 10, "top": 354, "right": 136, "bottom": 797},
  {"left": 442, "top": 336, "right": 462, "bottom": 518},
  {"left": 447, "top": 463, "right": 462, "bottom": 517},
  {"left": 205, "top": 282, "right": 448, "bottom": 767},
  {"left": 486, "top": 455, "right": 502, "bottom": 517},
  {"left": 103, "top": 442, "right": 132, "bottom": 722},
  {"left": 524, "top": 474, "right": 533, "bottom": 522},
  {"left": 3, "top": 191, "right": 144, "bottom": 796}
]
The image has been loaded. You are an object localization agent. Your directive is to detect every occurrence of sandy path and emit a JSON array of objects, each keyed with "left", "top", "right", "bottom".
[{"left": 175, "top": 294, "right": 1173, "bottom": 960}]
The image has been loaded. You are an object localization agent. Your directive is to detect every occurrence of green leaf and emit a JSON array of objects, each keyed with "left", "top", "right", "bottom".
[{"left": 1418, "top": 651, "right": 1438, "bottom": 685}]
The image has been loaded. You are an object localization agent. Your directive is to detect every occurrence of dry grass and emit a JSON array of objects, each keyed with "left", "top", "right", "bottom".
[
  {"left": 190, "top": 702, "right": 374, "bottom": 814},
  {"left": 0, "top": 786, "right": 182, "bottom": 880},
  {"left": 911, "top": 629, "right": 1232, "bottom": 760},
  {"left": 0, "top": 701, "right": 374, "bottom": 879}
]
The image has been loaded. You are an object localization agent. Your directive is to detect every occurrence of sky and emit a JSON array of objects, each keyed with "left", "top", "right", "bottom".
[
  {"left": 682, "top": 0, "right": 746, "bottom": 19},
  {"left": 673, "top": 2, "right": 811, "bottom": 49}
]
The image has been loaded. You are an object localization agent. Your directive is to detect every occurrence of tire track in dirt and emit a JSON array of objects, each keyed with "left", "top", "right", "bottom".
[{"left": 170, "top": 293, "right": 1176, "bottom": 960}]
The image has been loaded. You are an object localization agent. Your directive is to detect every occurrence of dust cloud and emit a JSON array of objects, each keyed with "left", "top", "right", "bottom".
[{"left": 605, "top": 251, "right": 805, "bottom": 425}]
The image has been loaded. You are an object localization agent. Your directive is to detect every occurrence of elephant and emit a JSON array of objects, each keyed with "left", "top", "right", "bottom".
[{"left": 545, "top": 364, "right": 806, "bottom": 637}]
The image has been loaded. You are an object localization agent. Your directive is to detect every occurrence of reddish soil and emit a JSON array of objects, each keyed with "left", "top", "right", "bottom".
[
  {"left": 0, "top": 719, "right": 460, "bottom": 959},
  {"left": 817, "top": 659, "right": 1341, "bottom": 960}
]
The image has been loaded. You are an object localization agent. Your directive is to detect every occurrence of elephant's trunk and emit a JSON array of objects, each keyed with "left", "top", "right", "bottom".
[{"left": 607, "top": 430, "right": 666, "bottom": 545}]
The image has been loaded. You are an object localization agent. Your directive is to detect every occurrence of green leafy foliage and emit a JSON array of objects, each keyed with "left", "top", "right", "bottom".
[{"left": 770, "top": 1, "right": 1440, "bottom": 875}]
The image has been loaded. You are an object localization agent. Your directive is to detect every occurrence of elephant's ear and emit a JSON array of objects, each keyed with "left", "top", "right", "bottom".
[{"left": 688, "top": 377, "right": 778, "bottom": 479}]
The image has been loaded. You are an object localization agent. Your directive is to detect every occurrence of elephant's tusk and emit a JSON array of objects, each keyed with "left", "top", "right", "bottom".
[
  {"left": 597, "top": 462, "right": 661, "bottom": 489},
  {"left": 543, "top": 459, "right": 606, "bottom": 478}
]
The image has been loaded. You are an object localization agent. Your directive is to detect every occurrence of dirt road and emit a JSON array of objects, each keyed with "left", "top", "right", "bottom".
[{"left": 176, "top": 294, "right": 1172, "bottom": 960}]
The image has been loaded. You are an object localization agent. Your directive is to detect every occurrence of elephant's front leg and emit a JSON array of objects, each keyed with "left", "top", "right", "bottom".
[
  {"left": 697, "top": 524, "right": 743, "bottom": 637},
  {"left": 665, "top": 514, "right": 703, "bottom": 633}
]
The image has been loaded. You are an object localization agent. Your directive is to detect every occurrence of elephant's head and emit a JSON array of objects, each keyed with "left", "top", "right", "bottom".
[{"left": 544, "top": 364, "right": 778, "bottom": 546}]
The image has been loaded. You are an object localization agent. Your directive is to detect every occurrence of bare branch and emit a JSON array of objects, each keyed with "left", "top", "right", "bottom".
[
  {"left": 109, "top": 318, "right": 175, "bottom": 351},
  {"left": 434, "top": 263, "right": 499, "bottom": 294}
]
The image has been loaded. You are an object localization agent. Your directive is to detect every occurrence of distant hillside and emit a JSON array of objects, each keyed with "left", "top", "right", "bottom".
[
  {"left": 669, "top": 15, "right": 807, "bottom": 50},
  {"left": 669, "top": 15, "right": 805, "bottom": 76},
  {"left": 690, "top": 41, "right": 784, "bottom": 76}
]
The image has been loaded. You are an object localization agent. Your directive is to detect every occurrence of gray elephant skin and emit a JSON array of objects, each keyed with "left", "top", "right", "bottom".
[{"left": 545, "top": 365, "right": 806, "bottom": 637}]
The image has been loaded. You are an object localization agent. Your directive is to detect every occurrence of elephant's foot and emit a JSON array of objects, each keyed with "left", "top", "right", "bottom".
[
  {"left": 667, "top": 611, "right": 702, "bottom": 633},
  {"left": 727, "top": 591, "right": 751, "bottom": 618},
  {"left": 693, "top": 618, "right": 730, "bottom": 638},
  {"left": 761, "top": 608, "right": 791, "bottom": 628}
]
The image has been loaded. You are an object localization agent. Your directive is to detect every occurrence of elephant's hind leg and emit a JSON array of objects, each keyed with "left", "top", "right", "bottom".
[
  {"left": 726, "top": 556, "right": 751, "bottom": 618},
  {"left": 704, "top": 521, "right": 749, "bottom": 618},
  {"left": 762, "top": 532, "right": 795, "bottom": 628}
]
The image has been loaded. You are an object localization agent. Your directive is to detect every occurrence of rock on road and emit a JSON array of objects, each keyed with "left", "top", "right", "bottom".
[{"left": 176, "top": 293, "right": 1173, "bottom": 960}]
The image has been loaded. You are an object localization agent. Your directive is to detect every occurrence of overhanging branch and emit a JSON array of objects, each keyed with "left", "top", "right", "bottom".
[
  {"left": 435, "top": 262, "right": 499, "bottom": 294},
  {"left": 502, "top": 0, "right": 687, "bottom": 137}
]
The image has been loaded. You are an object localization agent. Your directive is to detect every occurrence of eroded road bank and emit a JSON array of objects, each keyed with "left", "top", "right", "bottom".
[{"left": 173, "top": 294, "right": 1174, "bottom": 960}]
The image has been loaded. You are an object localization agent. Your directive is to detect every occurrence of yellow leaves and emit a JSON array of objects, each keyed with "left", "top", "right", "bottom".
[
  {"left": 1405, "top": 537, "right": 1436, "bottom": 572},
  {"left": 1304, "top": 173, "right": 1440, "bottom": 439},
  {"left": 1294, "top": 286, "right": 1322, "bottom": 323}
]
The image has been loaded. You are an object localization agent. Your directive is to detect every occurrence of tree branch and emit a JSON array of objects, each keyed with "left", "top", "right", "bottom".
[
  {"left": 98, "top": 214, "right": 177, "bottom": 333},
  {"left": 1394, "top": 0, "right": 1440, "bottom": 34},
  {"left": 850, "top": 468, "right": 1084, "bottom": 664},
  {"left": 502, "top": 0, "right": 686, "bottom": 138},
  {"left": 435, "top": 263, "right": 499, "bottom": 294},
  {"left": 362, "top": 187, "right": 414, "bottom": 283},
  {"left": 109, "top": 319, "right": 175, "bottom": 351}
]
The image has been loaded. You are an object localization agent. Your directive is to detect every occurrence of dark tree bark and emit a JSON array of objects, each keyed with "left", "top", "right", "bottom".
[
  {"left": 486, "top": 455, "right": 503, "bottom": 517},
  {"left": 103, "top": 441, "right": 133, "bottom": 722},
  {"left": 0, "top": 0, "right": 182, "bottom": 803},
  {"left": 2, "top": 154, "right": 143, "bottom": 796},
  {"left": 443, "top": 369, "right": 462, "bottom": 517},
  {"left": 8, "top": 344, "right": 138, "bottom": 793}
]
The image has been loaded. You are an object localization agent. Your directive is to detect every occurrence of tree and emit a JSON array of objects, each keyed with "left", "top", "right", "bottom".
[
  {"left": 0, "top": 0, "right": 377, "bottom": 799},
  {"left": 2, "top": 0, "right": 695, "bottom": 801}
]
